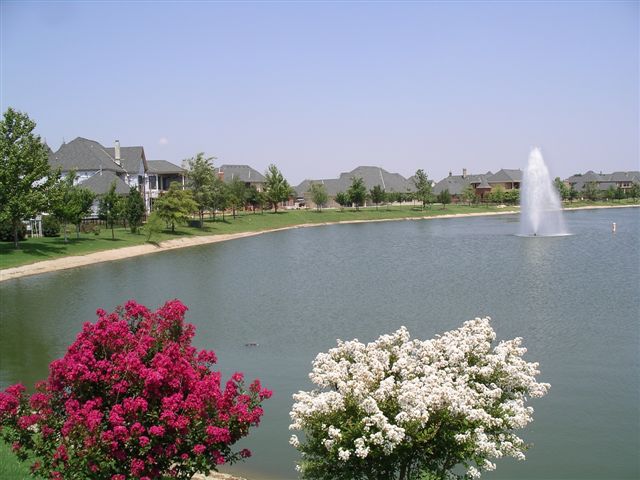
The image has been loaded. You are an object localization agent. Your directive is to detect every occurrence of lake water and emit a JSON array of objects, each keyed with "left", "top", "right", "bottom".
[{"left": 1, "top": 208, "right": 638, "bottom": 479}]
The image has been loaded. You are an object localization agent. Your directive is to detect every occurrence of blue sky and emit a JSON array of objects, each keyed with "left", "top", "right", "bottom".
[{"left": 1, "top": 1, "right": 637, "bottom": 185}]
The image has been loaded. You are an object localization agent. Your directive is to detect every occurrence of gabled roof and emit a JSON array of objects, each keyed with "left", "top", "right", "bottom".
[
  {"left": 565, "top": 170, "right": 640, "bottom": 190},
  {"left": 49, "top": 137, "right": 125, "bottom": 173},
  {"left": 336, "top": 166, "right": 414, "bottom": 193},
  {"left": 216, "top": 165, "right": 266, "bottom": 183},
  {"left": 295, "top": 166, "right": 414, "bottom": 197},
  {"left": 489, "top": 169, "right": 522, "bottom": 183},
  {"left": 104, "top": 146, "right": 147, "bottom": 175},
  {"left": 78, "top": 171, "right": 130, "bottom": 195},
  {"left": 147, "top": 160, "right": 185, "bottom": 175}
]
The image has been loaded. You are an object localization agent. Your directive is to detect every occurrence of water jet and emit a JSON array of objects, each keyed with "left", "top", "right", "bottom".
[{"left": 518, "top": 148, "right": 569, "bottom": 237}]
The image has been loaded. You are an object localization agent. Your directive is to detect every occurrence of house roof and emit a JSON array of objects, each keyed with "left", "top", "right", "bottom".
[
  {"left": 565, "top": 170, "right": 640, "bottom": 190},
  {"left": 216, "top": 164, "right": 266, "bottom": 183},
  {"left": 489, "top": 169, "right": 522, "bottom": 183},
  {"left": 104, "top": 146, "right": 147, "bottom": 174},
  {"left": 295, "top": 166, "right": 414, "bottom": 197},
  {"left": 78, "top": 171, "right": 130, "bottom": 195},
  {"left": 49, "top": 137, "right": 125, "bottom": 173},
  {"left": 147, "top": 160, "right": 186, "bottom": 175}
]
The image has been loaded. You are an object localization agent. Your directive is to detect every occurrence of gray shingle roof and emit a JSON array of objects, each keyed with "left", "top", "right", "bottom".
[
  {"left": 489, "top": 169, "right": 522, "bottom": 183},
  {"left": 78, "top": 171, "right": 130, "bottom": 195},
  {"left": 565, "top": 170, "right": 639, "bottom": 190},
  {"left": 295, "top": 166, "right": 414, "bottom": 197},
  {"left": 49, "top": 137, "right": 125, "bottom": 173},
  {"left": 104, "top": 146, "right": 147, "bottom": 175},
  {"left": 216, "top": 165, "right": 266, "bottom": 183},
  {"left": 147, "top": 160, "right": 186, "bottom": 174}
]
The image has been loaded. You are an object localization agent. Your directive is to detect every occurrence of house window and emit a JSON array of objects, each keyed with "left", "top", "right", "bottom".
[
  {"left": 149, "top": 176, "right": 157, "bottom": 189},
  {"left": 138, "top": 175, "right": 144, "bottom": 186}
]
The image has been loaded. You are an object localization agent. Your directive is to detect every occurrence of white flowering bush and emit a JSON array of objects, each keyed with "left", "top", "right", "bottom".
[{"left": 289, "top": 317, "right": 550, "bottom": 480}]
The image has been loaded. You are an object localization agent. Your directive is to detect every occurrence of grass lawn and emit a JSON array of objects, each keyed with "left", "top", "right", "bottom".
[
  {"left": 1, "top": 200, "right": 637, "bottom": 271},
  {"left": 0, "top": 442, "right": 36, "bottom": 479}
]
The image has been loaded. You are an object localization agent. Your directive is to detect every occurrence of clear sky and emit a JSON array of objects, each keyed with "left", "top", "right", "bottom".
[{"left": 1, "top": 1, "right": 638, "bottom": 185}]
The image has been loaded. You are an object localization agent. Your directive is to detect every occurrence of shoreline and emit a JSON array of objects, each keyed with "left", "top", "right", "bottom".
[{"left": 1, "top": 204, "right": 636, "bottom": 283}]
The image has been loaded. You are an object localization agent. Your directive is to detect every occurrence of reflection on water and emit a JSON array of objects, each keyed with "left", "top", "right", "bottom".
[{"left": 1, "top": 208, "right": 638, "bottom": 479}]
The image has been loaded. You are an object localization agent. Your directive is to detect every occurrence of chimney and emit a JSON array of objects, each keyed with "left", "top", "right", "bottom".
[
  {"left": 448, "top": 171, "right": 452, "bottom": 177},
  {"left": 463, "top": 168, "right": 467, "bottom": 178},
  {"left": 114, "top": 140, "right": 121, "bottom": 166}
]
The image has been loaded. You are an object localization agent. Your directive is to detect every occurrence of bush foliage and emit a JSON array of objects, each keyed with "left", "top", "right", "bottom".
[{"left": 0, "top": 299, "right": 271, "bottom": 479}]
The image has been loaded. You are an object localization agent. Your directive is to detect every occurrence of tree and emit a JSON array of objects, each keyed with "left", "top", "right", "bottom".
[
  {"left": 309, "top": 183, "right": 328, "bottom": 212},
  {"left": 604, "top": 185, "right": 616, "bottom": 202},
  {"left": 0, "top": 108, "right": 57, "bottom": 248},
  {"left": 554, "top": 177, "right": 569, "bottom": 201},
  {"left": 227, "top": 178, "right": 248, "bottom": 219},
  {"left": 144, "top": 211, "right": 164, "bottom": 242},
  {"left": 153, "top": 182, "right": 197, "bottom": 233},
  {"left": 461, "top": 184, "right": 477, "bottom": 206},
  {"left": 264, "top": 164, "right": 292, "bottom": 213},
  {"left": 289, "top": 320, "right": 549, "bottom": 480},
  {"left": 124, "top": 186, "right": 146, "bottom": 233},
  {"left": 568, "top": 184, "right": 578, "bottom": 203},
  {"left": 335, "top": 191, "right": 350, "bottom": 211},
  {"left": 614, "top": 187, "right": 625, "bottom": 201},
  {"left": 99, "top": 181, "right": 123, "bottom": 240},
  {"left": 503, "top": 189, "right": 520, "bottom": 205},
  {"left": 489, "top": 185, "right": 505, "bottom": 204},
  {"left": 246, "top": 186, "right": 263, "bottom": 213},
  {"left": 582, "top": 181, "right": 599, "bottom": 201},
  {"left": 437, "top": 189, "right": 451, "bottom": 209},
  {"left": 50, "top": 172, "right": 95, "bottom": 242},
  {"left": 628, "top": 182, "right": 640, "bottom": 201},
  {"left": 413, "top": 169, "right": 432, "bottom": 210},
  {"left": 369, "top": 185, "right": 386, "bottom": 210},
  {"left": 209, "top": 176, "right": 228, "bottom": 220},
  {"left": 185, "top": 152, "right": 216, "bottom": 227},
  {"left": 347, "top": 177, "right": 367, "bottom": 211}
]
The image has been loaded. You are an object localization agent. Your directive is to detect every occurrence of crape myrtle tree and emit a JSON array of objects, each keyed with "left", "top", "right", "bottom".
[
  {"left": 369, "top": 185, "right": 386, "bottom": 210},
  {"left": 289, "top": 319, "right": 550, "bottom": 480},
  {"left": 413, "top": 169, "right": 433, "bottom": 210},
  {"left": 99, "top": 181, "right": 123, "bottom": 240},
  {"left": 124, "top": 186, "right": 146, "bottom": 233},
  {"left": 335, "top": 191, "right": 350, "bottom": 211},
  {"left": 0, "top": 107, "right": 58, "bottom": 248},
  {"left": 347, "top": 177, "right": 367, "bottom": 211},
  {"left": 264, "top": 164, "right": 292, "bottom": 213},
  {"left": 0, "top": 299, "right": 272, "bottom": 480},
  {"left": 153, "top": 182, "right": 197, "bottom": 233},
  {"left": 309, "top": 182, "right": 329, "bottom": 212},
  {"left": 185, "top": 152, "right": 216, "bottom": 227}
]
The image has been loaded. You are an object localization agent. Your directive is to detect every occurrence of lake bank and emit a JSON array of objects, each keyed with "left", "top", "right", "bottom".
[{"left": 1, "top": 204, "right": 636, "bottom": 282}]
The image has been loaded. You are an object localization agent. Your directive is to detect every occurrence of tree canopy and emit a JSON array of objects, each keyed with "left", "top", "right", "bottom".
[
  {"left": 369, "top": 185, "right": 386, "bottom": 210},
  {"left": 153, "top": 182, "right": 197, "bottom": 232},
  {"left": 264, "top": 164, "right": 292, "bottom": 213},
  {"left": 347, "top": 177, "right": 367, "bottom": 211},
  {"left": 413, "top": 169, "right": 433, "bottom": 210},
  {"left": 309, "top": 183, "right": 328, "bottom": 211},
  {"left": 50, "top": 172, "right": 95, "bottom": 242},
  {"left": 185, "top": 152, "right": 216, "bottom": 226},
  {"left": 0, "top": 108, "right": 57, "bottom": 247}
]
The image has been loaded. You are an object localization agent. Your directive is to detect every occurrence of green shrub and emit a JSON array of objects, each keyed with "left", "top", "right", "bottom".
[
  {"left": 0, "top": 222, "right": 26, "bottom": 242},
  {"left": 42, "top": 216, "right": 60, "bottom": 237}
]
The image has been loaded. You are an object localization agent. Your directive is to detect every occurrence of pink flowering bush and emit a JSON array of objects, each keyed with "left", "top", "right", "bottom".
[{"left": 0, "top": 299, "right": 272, "bottom": 479}]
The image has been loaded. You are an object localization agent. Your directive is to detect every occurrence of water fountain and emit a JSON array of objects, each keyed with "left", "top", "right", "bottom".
[{"left": 519, "top": 147, "right": 569, "bottom": 236}]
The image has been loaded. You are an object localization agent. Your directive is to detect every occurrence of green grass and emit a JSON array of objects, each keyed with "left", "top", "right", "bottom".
[
  {"left": 0, "top": 441, "right": 36, "bottom": 479},
  {"left": 1, "top": 200, "right": 637, "bottom": 271}
]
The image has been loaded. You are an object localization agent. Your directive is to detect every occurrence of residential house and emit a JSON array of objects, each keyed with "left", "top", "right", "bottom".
[
  {"left": 216, "top": 165, "right": 266, "bottom": 192},
  {"left": 433, "top": 168, "right": 522, "bottom": 202},
  {"left": 147, "top": 160, "right": 187, "bottom": 207},
  {"left": 48, "top": 137, "right": 146, "bottom": 215},
  {"left": 295, "top": 166, "right": 415, "bottom": 209},
  {"left": 565, "top": 171, "right": 640, "bottom": 194}
]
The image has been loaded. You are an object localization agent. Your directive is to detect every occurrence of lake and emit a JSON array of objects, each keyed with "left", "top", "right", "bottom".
[{"left": 1, "top": 208, "right": 638, "bottom": 479}]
